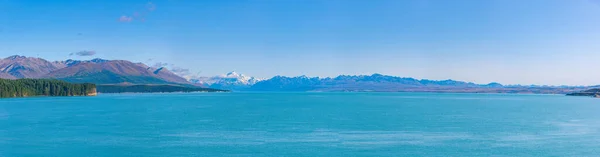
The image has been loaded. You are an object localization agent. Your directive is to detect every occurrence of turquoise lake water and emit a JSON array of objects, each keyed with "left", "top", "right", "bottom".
[{"left": 1, "top": 92, "right": 600, "bottom": 156}]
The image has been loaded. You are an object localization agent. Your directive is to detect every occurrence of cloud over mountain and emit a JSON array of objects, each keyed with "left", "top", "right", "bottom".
[
  {"left": 147, "top": 61, "right": 200, "bottom": 80},
  {"left": 69, "top": 50, "right": 96, "bottom": 56},
  {"left": 168, "top": 67, "right": 202, "bottom": 80},
  {"left": 151, "top": 62, "right": 169, "bottom": 69}
]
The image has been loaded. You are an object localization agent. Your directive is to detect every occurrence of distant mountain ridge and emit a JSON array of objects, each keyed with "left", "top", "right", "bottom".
[
  {"left": 0, "top": 55, "right": 189, "bottom": 85},
  {"left": 251, "top": 74, "right": 492, "bottom": 91},
  {"left": 250, "top": 74, "right": 587, "bottom": 94}
]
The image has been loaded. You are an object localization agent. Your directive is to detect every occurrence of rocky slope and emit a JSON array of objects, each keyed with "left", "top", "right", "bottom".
[
  {"left": 0, "top": 72, "right": 16, "bottom": 79},
  {"left": 0, "top": 55, "right": 64, "bottom": 78}
]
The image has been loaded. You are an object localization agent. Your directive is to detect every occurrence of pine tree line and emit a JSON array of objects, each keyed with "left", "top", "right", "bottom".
[{"left": 0, "top": 79, "right": 96, "bottom": 98}]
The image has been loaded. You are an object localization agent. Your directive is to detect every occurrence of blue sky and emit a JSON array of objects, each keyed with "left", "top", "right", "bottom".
[{"left": 1, "top": 0, "right": 600, "bottom": 85}]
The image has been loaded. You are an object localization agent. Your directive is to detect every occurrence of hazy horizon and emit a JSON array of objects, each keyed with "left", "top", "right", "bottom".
[{"left": 2, "top": 0, "right": 600, "bottom": 85}]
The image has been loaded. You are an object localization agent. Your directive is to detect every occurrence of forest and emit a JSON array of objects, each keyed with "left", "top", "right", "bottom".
[{"left": 0, "top": 79, "right": 96, "bottom": 98}]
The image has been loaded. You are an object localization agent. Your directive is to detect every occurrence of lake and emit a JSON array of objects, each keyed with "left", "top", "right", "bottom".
[{"left": 1, "top": 92, "right": 600, "bottom": 156}]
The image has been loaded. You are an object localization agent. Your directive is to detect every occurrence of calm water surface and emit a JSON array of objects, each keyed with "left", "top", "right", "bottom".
[{"left": 1, "top": 92, "right": 600, "bottom": 156}]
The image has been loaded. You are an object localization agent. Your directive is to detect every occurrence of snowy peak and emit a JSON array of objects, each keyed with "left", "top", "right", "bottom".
[
  {"left": 210, "top": 71, "right": 262, "bottom": 85},
  {"left": 89, "top": 58, "right": 108, "bottom": 63},
  {"left": 225, "top": 71, "right": 240, "bottom": 77},
  {"left": 5, "top": 55, "right": 27, "bottom": 60},
  {"left": 54, "top": 58, "right": 111, "bottom": 67},
  {"left": 190, "top": 71, "right": 264, "bottom": 90}
]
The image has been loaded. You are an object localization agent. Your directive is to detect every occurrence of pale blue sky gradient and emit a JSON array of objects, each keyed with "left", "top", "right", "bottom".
[{"left": 1, "top": 0, "right": 600, "bottom": 85}]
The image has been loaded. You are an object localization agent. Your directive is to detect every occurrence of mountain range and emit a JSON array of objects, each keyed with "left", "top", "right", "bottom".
[
  {"left": 0, "top": 55, "right": 189, "bottom": 85},
  {"left": 0, "top": 55, "right": 591, "bottom": 94},
  {"left": 249, "top": 74, "right": 587, "bottom": 93}
]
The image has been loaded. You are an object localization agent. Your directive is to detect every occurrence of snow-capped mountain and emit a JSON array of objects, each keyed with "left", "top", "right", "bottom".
[
  {"left": 191, "top": 71, "right": 264, "bottom": 90},
  {"left": 251, "top": 74, "right": 489, "bottom": 91}
]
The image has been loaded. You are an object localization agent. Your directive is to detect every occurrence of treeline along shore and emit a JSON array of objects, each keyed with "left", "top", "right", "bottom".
[{"left": 0, "top": 78, "right": 97, "bottom": 98}]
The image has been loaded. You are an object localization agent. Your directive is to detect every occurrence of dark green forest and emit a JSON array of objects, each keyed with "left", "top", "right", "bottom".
[
  {"left": 0, "top": 79, "right": 96, "bottom": 98},
  {"left": 97, "top": 84, "right": 227, "bottom": 93}
]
